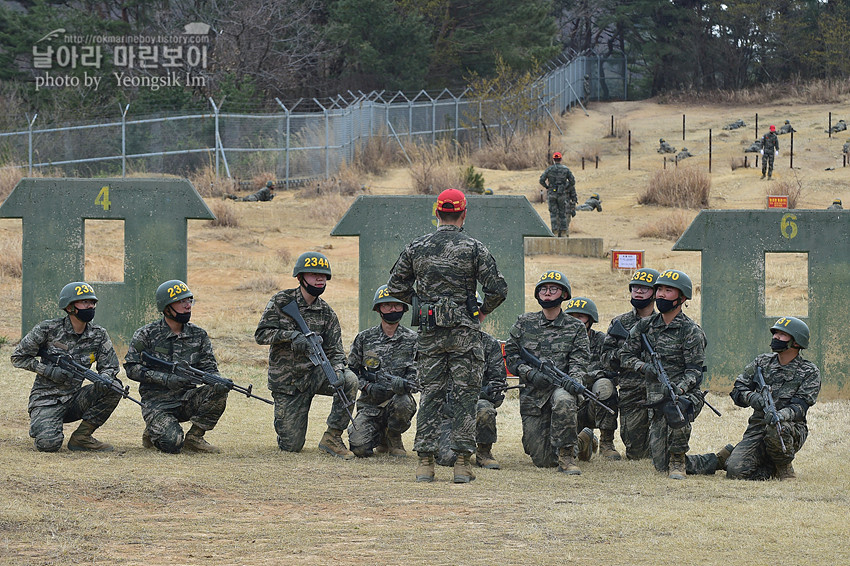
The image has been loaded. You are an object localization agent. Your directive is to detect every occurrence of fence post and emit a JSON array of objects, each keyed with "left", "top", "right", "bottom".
[
  {"left": 628, "top": 130, "right": 631, "bottom": 170},
  {"left": 313, "top": 98, "right": 330, "bottom": 179},
  {"left": 208, "top": 97, "right": 223, "bottom": 180},
  {"left": 708, "top": 128, "right": 712, "bottom": 174},
  {"left": 26, "top": 113, "right": 37, "bottom": 175},
  {"left": 829, "top": 111, "right": 832, "bottom": 138},
  {"left": 755, "top": 112, "right": 758, "bottom": 139},
  {"left": 790, "top": 130, "right": 794, "bottom": 169},
  {"left": 610, "top": 115, "right": 614, "bottom": 137},
  {"left": 682, "top": 114, "right": 686, "bottom": 141},
  {"left": 120, "top": 103, "right": 129, "bottom": 178}
]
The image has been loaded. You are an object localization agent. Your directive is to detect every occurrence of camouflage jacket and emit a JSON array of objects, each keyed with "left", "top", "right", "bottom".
[
  {"left": 730, "top": 352, "right": 820, "bottom": 424},
  {"left": 601, "top": 308, "right": 655, "bottom": 388},
  {"left": 254, "top": 287, "right": 346, "bottom": 394},
  {"left": 386, "top": 224, "right": 507, "bottom": 329},
  {"left": 504, "top": 310, "right": 590, "bottom": 409},
  {"left": 762, "top": 131, "right": 779, "bottom": 153},
  {"left": 348, "top": 323, "right": 417, "bottom": 405},
  {"left": 539, "top": 163, "right": 576, "bottom": 193},
  {"left": 587, "top": 328, "right": 607, "bottom": 383},
  {"left": 125, "top": 318, "right": 219, "bottom": 410},
  {"left": 249, "top": 186, "right": 274, "bottom": 201},
  {"left": 12, "top": 316, "right": 119, "bottom": 411},
  {"left": 620, "top": 311, "right": 706, "bottom": 405},
  {"left": 481, "top": 331, "right": 508, "bottom": 390}
]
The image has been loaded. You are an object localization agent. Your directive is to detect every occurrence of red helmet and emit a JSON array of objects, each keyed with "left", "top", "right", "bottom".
[
  {"left": 769, "top": 125, "right": 776, "bottom": 132},
  {"left": 436, "top": 188, "right": 467, "bottom": 212},
  {"left": 552, "top": 152, "right": 562, "bottom": 160}
]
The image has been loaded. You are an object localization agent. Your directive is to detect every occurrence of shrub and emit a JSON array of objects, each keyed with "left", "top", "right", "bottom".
[
  {"left": 729, "top": 156, "right": 747, "bottom": 171},
  {"left": 462, "top": 165, "right": 485, "bottom": 193},
  {"left": 638, "top": 209, "right": 695, "bottom": 241},
  {"left": 0, "top": 235, "right": 22, "bottom": 278},
  {"left": 352, "top": 133, "right": 400, "bottom": 176},
  {"left": 408, "top": 141, "right": 464, "bottom": 195},
  {"left": 209, "top": 201, "right": 239, "bottom": 228},
  {"left": 639, "top": 166, "right": 710, "bottom": 208},
  {"left": 766, "top": 176, "right": 803, "bottom": 209},
  {"left": 235, "top": 275, "right": 279, "bottom": 294},
  {"left": 302, "top": 165, "right": 365, "bottom": 198},
  {"left": 470, "top": 133, "right": 549, "bottom": 170},
  {"left": 189, "top": 164, "right": 237, "bottom": 198}
]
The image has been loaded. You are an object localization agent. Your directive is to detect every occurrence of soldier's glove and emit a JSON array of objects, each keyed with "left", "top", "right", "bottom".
[
  {"left": 41, "top": 363, "right": 72, "bottom": 384},
  {"left": 637, "top": 362, "right": 657, "bottom": 380},
  {"left": 777, "top": 407, "right": 795, "bottom": 422},
  {"left": 562, "top": 379, "right": 582, "bottom": 396},
  {"left": 364, "top": 382, "right": 390, "bottom": 399},
  {"left": 211, "top": 379, "right": 232, "bottom": 396},
  {"left": 390, "top": 375, "right": 409, "bottom": 395},
  {"left": 571, "top": 209, "right": 576, "bottom": 217},
  {"left": 744, "top": 390, "right": 765, "bottom": 411},
  {"left": 164, "top": 373, "right": 194, "bottom": 390},
  {"left": 92, "top": 376, "right": 114, "bottom": 395},
  {"left": 287, "top": 331, "right": 314, "bottom": 355},
  {"left": 527, "top": 369, "right": 551, "bottom": 389},
  {"left": 480, "top": 381, "right": 499, "bottom": 400}
]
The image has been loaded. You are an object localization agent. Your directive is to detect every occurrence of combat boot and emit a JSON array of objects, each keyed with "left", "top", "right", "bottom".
[
  {"left": 183, "top": 425, "right": 221, "bottom": 454},
  {"left": 557, "top": 446, "right": 581, "bottom": 475},
  {"left": 319, "top": 427, "right": 355, "bottom": 460},
  {"left": 386, "top": 433, "right": 408, "bottom": 457},
  {"left": 577, "top": 427, "right": 598, "bottom": 462},
  {"left": 374, "top": 435, "right": 389, "bottom": 454},
  {"left": 416, "top": 452, "right": 435, "bottom": 482},
  {"left": 453, "top": 451, "right": 476, "bottom": 483},
  {"left": 68, "top": 420, "right": 114, "bottom": 452},
  {"left": 475, "top": 443, "right": 501, "bottom": 470},
  {"left": 142, "top": 428, "right": 154, "bottom": 449},
  {"left": 599, "top": 429, "right": 622, "bottom": 461},
  {"left": 775, "top": 462, "right": 796, "bottom": 480},
  {"left": 668, "top": 453, "right": 686, "bottom": 480},
  {"left": 715, "top": 443, "right": 734, "bottom": 471}
]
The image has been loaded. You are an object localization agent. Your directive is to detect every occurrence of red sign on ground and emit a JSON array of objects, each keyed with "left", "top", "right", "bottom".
[
  {"left": 767, "top": 195, "right": 789, "bottom": 208},
  {"left": 611, "top": 250, "right": 644, "bottom": 270}
]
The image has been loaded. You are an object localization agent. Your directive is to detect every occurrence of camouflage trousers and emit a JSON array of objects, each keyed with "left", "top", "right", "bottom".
[
  {"left": 272, "top": 371, "right": 359, "bottom": 452},
  {"left": 619, "top": 385, "right": 650, "bottom": 460},
  {"left": 143, "top": 385, "right": 228, "bottom": 454},
  {"left": 414, "top": 327, "right": 483, "bottom": 455},
  {"left": 577, "top": 395, "right": 618, "bottom": 433},
  {"left": 647, "top": 406, "right": 692, "bottom": 473},
  {"left": 547, "top": 191, "right": 573, "bottom": 233},
  {"left": 762, "top": 151, "right": 775, "bottom": 177},
  {"left": 726, "top": 419, "right": 808, "bottom": 480},
  {"left": 29, "top": 383, "right": 121, "bottom": 452},
  {"left": 685, "top": 452, "right": 721, "bottom": 475},
  {"left": 347, "top": 394, "right": 417, "bottom": 452},
  {"left": 436, "top": 398, "right": 498, "bottom": 466},
  {"left": 520, "top": 387, "right": 577, "bottom": 468}
]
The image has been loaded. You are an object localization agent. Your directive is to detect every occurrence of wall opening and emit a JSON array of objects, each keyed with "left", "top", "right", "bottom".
[
  {"left": 85, "top": 219, "right": 124, "bottom": 283},
  {"left": 764, "top": 252, "right": 808, "bottom": 317}
]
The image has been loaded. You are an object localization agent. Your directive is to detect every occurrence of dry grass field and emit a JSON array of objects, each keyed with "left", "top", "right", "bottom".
[{"left": 2, "top": 99, "right": 850, "bottom": 565}]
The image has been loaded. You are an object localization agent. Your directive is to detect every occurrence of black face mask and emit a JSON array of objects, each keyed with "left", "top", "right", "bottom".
[
  {"left": 537, "top": 296, "right": 565, "bottom": 309},
  {"left": 770, "top": 337, "right": 791, "bottom": 352},
  {"left": 302, "top": 280, "right": 326, "bottom": 297},
  {"left": 74, "top": 308, "right": 95, "bottom": 323},
  {"left": 655, "top": 297, "right": 679, "bottom": 313},
  {"left": 381, "top": 311, "right": 404, "bottom": 324},
  {"left": 173, "top": 311, "right": 191, "bottom": 324},
  {"left": 630, "top": 296, "right": 654, "bottom": 310}
]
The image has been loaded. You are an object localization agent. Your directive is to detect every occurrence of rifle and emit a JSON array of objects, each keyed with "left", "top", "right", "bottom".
[
  {"left": 280, "top": 300, "right": 355, "bottom": 423},
  {"left": 362, "top": 351, "right": 421, "bottom": 394},
  {"left": 640, "top": 333, "right": 685, "bottom": 422},
  {"left": 699, "top": 390, "right": 722, "bottom": 417},
  {"left": 518, "top": 346, "right": 615, "bottom": 415},
  {"left": 45, "top": 352, "right": 142, "bottom": 407},
  {"left": 608, "top": 319, "right": 630, "bottom": 340},
  {"left": 754, "top": 366, "right": 787, "bottom": 453},
  {"left": 490, "top": 383, "right": 525, "bottom": 393},
  {"left": 141, "top": 352, "right": 273, "bottom": 405}
]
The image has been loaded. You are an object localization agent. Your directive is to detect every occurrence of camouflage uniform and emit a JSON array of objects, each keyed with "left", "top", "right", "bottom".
[
  {"left": 242, "top": 186, "right": 274, "bottom": 202},
  {"left": 843, "top": 140, "right": 850, "bottom": 154},
  {"left": 744, "top": 139, "right": 764, "bottom": 153},
  {"left": 125, "top": 318, "right": 228, "bottom": 453},
  {"left": 538, "top": 163, "right": 577, "bottom": 234},
  {"left": 576, "top": 195, "right": 602, "bottom": 212},
  {"left": 725, "top": 353, "right": 820, "bottom": 480},
  {"left": 657, "top": 139, "right": 676, "bottom": 154},
  {"left": 761, "top": 131, "right": 779, "bottom": 178},
  {"left": 601, "top": 310, "right": 651, "bottom": 460},
  {"left": 827, "top": 201, "right": 843, "bottom": 210},
  {"left": 620, "top": 311, "right": 706, "bottom": 473},
  {"left": 828, "top": 119, "right": 847, "bottom": 134},
  {"left": 674, "top": 148, "right": 694, "bottom": 162},
  {"left": 347, "top": 324, "right": 418, "bottom": 453},
  {"left": 436, "top": 331, "right": 507, "bottom": 466},
  {"left": 11, "top": 316, "right": 122, "bottom": 452},
  {"left": 722, "top": 119, "right": 746, "bottom": 130},
  {"left": 577, "top": 329, "right": 616, "bottom": 433},
  {"left": 386, "top": 224, "right": 507, "bottom": 456},
  {"left": 254, "top": 287, "right": 358, "bottom": 452},
  {"left": 505, "top": 311, "right": 590, "bottom": 467},
  {"left": 778, "top": 121, "right": 795, "bottom": 135}
]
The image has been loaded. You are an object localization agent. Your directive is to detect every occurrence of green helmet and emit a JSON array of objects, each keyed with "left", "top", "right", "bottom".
[
  {"left": 292, "top": 251, "right": 332, "bottom": 279},
  {"left": 372, "top": 285, "right": 407, "bottom": 311},
  {"left": 58, "top": 282, "right": 98, "bottom": 310},
  {"left": 266, "top": 180, "right": 275, "bottom": 188},
  {"left": 770, "top": 316, "right": 809, "bottom": 349},
  {"left": 156, "top": 280, "right": 193, "bottom": 312},
  {"left": 629, "top": 268, "right": 660, "bottom": 289},
  {"left": 655, "top": 269, "right": 692, "bottom": 299},
  {"left": 534, "top": 270, "right": 571, "bottom": 300},
  {"left": 564, "top": 296, "right": 598, "bottom": 323}
]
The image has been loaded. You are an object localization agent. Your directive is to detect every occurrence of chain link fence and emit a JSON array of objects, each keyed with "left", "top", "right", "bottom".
[{"left": 0, "top": 53, "right": 626, "bottom": 184}]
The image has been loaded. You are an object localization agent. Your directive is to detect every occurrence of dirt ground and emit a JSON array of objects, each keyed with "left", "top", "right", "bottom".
[{"left": 1, "top": 99, "right": 849, "bottom": 565}]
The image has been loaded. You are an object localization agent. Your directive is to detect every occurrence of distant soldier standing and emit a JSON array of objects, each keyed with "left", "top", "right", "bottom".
[
  {"left": 387, "top": 188, "right": 508, "bottom": 483},
  {"left": 125, "top": 280, "right": 229, "bottom": 453},
  {"left": 601, "top": 268, "right": 659, "bottom": 460},
  {"left": 255, "top": 252, "right": 359, "bottom": 458},
  {"left": 347, "top": 285, "right": 418, "bottom": 458},
  {"left": 620, "top": 269, "right": 706, "bottom": 479},
  {"left": 725, "top": 317, "right": 820, "bottom": 480},
  {"left": 539, "top": 152, "right": 577, "bottom": 237},
  {"left": 761, "top": 125, "right": 779, "bottom": 179},
  {"left": 11, "top": 282, "right": 122, "bottom": 452}
]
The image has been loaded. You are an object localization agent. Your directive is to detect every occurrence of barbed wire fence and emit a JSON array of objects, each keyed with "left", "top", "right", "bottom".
[{"left": 0, "top": 53, "right": 626, "bottom": 185}]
